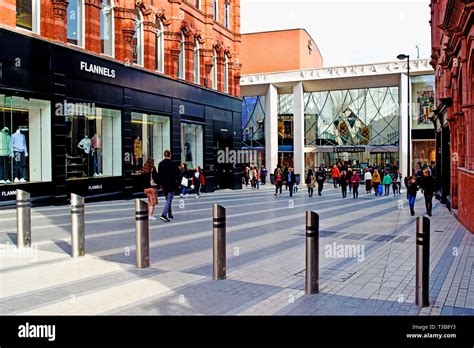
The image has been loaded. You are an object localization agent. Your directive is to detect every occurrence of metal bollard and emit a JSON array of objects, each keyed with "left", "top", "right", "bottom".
[
  {"left": 415, "top": 216, "right": 430, "bottom": 308},
  {"left": 71, "top": 194, "right": 85, "bottom": 257},
  {"left": 16, "top": 189, "right": 31, "bottom": 248},
  {"left": 305, "top": 211, "right": 319, "bottom": 294},
  {"left": 213, "top": 204, "right": 226, "bottom": 280},
  {"left": 135, "top": 199, "right": 150, "bottom": 268}
]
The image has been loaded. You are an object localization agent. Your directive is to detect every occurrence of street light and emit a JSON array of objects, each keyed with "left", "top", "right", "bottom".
[{"left": 397, "top": 53, "right": 410, "bottom": 176}]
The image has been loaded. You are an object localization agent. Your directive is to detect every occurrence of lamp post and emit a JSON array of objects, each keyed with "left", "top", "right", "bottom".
[{"left": 397, "top": 54, "right": 410, "bottom": 176}]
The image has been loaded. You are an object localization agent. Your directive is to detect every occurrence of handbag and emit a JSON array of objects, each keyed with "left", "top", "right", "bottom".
[{"left": 181, "top": 177, "right": 189, "bottom": 187}]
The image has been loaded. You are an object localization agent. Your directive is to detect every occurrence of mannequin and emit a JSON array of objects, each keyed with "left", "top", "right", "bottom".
[
  {"left": 185, "top": 141, "right": 192, "bottom": 162},
  {"left": 77, "top": 135, "right": 92, "bottom": 176},
  {"left": 0, "top": 127, "right": 11, "bottom": 184},
  {"left": 134, "top": 136, "right": 142, "bottom": 171},
  {"left": 91, "top": 133, "right": 102, "bottom": 176},
  {"left": 10, "top": 129, "right": 28, "bottom": 183}
]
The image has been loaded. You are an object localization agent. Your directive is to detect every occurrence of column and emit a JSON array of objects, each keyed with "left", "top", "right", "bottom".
[
  {"left": 399, "top": 73, "right": 410, "bottom": 179},
  {"left": 265, "top": 84, "right": 278, "bottom": 172},
  {"left": 293, "top": 82, "right": 305, "bottom": 176}
]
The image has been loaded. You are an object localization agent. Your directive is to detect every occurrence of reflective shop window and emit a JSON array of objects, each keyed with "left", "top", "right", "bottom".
[
  {"left": 16, "top": 0, "right": 38, "bottom": 32},
  {"left": 100, "top": 0, "right": 114, "bottom": 56},
  {"left": 64, "top": 105, "right": 121, "bottom": 180},
  {"left": 131, "top": 112, "right": 170, "bottom": 173},
  {"left": 0, "top": 95, "right": 51, "bottom": 185},
  {"left": 181, "top": 123, "right": 203, "bottom": 170}
]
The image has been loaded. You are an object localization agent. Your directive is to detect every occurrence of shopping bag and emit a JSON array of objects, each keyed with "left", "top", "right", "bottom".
[
  {"left": 181, "top": 177, "right": 189, "bottom": 187},
  {"left": 377, "top": 184, "right": 383, "bottom": 196}
]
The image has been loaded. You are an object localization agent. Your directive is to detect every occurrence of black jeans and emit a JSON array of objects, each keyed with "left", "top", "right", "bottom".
[
  {"left": 13, "top": 151, "right": 26, "bottom": 180},
  {"left": 384, "top": 184, "right": 390, "bottom": 196},
  {"left": 341, "top": 185, "right": 347, "bottom": 198},
  {"left": 308, "top": 187, "right": 313, "bottom": 197},
  {"left": 275, "top": 182, "right": 282, "bottom": 195},
  {"left": 317, "top": 181, "right": 324, "bottom": 194},
  {"left": 353, "top": 185, "right": 359, "bottom": 198},
  {"left": 424, "top": 193, "right": 433, "bottom": 214},
  {"left": 289, "top": 183, "right": 294, "bottom": 196}
]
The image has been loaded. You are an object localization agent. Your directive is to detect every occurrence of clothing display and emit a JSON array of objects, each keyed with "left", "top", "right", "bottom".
[
  {"left": 91, "top": 134, "right": 101, "bottom": 150},
  {"left": 0, "top": 127, "right": 11, "bottom": 157},
  {"left": 185, "top": 141, "right": 192, "bottom": 161},
  {"left": 13, "top": 150, "right": 26, "bottom": 180},
  {"left": 134, "top": 137, "right": 142, "bottom": 159},
  {"left": 91, "top": 134, "right": 102, "bottom": 175},
  {"left": 10, "top": 130, "right": 28, "bottom": 156},
  {"left": 77, "top": 136, "right": 91, "bottom": 154}
]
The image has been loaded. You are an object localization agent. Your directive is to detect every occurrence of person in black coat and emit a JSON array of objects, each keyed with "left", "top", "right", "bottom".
[
  {"left": 315, "top": 166, "right": 326, "bottom": 196},
  {"left": 339, "top": 171, "right": 348, "bottom": 198},
  {"left": 158, "top": 150, "right": 179, "bottom": 222},
  {"left": 420, "top": 168, "right": 436, "bottom": 216},
  {"left": 287, "top": 166, "right": 297, "bottom": 197}
]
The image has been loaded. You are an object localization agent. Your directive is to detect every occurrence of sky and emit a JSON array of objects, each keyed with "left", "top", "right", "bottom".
[{"left": 240, "top": 0, "right": 432, "bottom": 67}]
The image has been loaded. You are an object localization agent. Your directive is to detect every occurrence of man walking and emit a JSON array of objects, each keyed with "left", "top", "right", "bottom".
[
  {"left": 287, "top": 166, "right": 296, "bottom": 197},
  {"left": 420, "top": 168, "right": 435, "bottom": 216},
  {"left": 158, "top": 150, "right": 179, "bottom": 222}
]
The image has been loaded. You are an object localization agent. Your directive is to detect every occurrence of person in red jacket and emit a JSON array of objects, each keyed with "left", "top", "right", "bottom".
[
  {"left": 332, "top": 164, "right": 341, "bottom": 188},
  {"left": 350, "top": 169, "right": 361, "bottom": 198},
  {"left": 192, "top": 166, "right": 205, "bottom": 198}
]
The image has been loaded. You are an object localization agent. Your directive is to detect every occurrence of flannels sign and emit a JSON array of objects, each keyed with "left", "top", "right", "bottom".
[{"left": 80, "top": 61, "right": 116, "bottom": 78}]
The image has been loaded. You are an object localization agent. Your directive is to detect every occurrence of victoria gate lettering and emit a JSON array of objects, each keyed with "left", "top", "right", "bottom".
[{"left": 80, "top": 61, "right": 116, "bottom": 78}]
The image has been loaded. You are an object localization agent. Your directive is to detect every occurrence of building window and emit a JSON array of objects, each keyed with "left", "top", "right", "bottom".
[
  {"left": 224, "top": 2, "right": 230, "bottom": 28},
  {"left": 178, "top": 32, "right": 186, "bottom": 79},
  {"left": 0, "top": 95, "right": 51, "bottom": 185},
  {"left": 213, "top": 0, "right": 218, "bottom": 21},
  {"left": 133, "top": 10, "right": 144, "bottom": 66},
  {"left": 181, "top": 123, "right": 203, "bottom": 170},
  {"left": 224, "top": 54, "right": 229, "bottom": 93},
  {"left": 67, "top": 0, "right": 85, "bottom": 47},
  {"left": 65, "top": 105, "right": 122, "bottom": 179},
  {"left": 100, "top": 0, "right": 114, "bottom": 56},
  {"left": 411, "top": 75, "right": 435, "bottom": 130},
  {"left": 211, "top": 49, "right": 217, "bottom": 89},
  {"left": 131, "top": 113, "right": 170, "bottom": 173},
  {"left": 16, "top": 0, "right": 39, "bottom": 33},
  {"left": 194, "top": 0, "right": 201, "bottom": 10},
  {"left": 156, "top": 21, "right": 164, "bottom": 73},
  {"left": 194, "top": 40, "right": 200, "bottom": 84}
]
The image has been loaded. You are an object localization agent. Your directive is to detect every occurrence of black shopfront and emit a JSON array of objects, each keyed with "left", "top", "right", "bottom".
[{"left": 0, "top": 28, "right": 242, "bottom": 207}]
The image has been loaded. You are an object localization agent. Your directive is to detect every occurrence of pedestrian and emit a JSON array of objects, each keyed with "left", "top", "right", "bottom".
[
  {"left": 305, "top": 169, "right": 316, "bottom": 197},
  {"left": 372, "top": 169, "right": 381, "bottom": 196},
  {"left": 192, "top": 166, "right": 205, "bottom": 198},
  {"left": 350, "top": 170, "right": 360, "bottom": 198},
  {"left": 158, "top": 150, "right": 179, "bottom": 222},
  {"left": 420, "top": 168, "right": 435, "bottom": 216},
  {"left": 140, "top": 158, "right": 160, "bottom": 220},
  {"left": 382, "top": 171, "right": 392, "bottom": 196},
  {"left": 347, "top": 167, "right": 353, "bottom": 192},
  {"left": 179, "top": 163, "right": 189, "bottom": 198},
  {"left": 332, "top": 164, "right": 340, "bottom": 188},
  {"left": 249, "top": 166, "right": 255, "bottom": 190},
  {"left": 287, "top": 166, "right": 297, "bottom": 197},
  {"left": 395, "top": 169, "right": 402, "bottom": 195},
  {"left": 260, "top": 166, "right": 268, "bottom": 185},
  {"left": 274, "top": 167, "right": 283, "bottom": 196},
  {"left": 339, "top": 171, "right": 348, "bottom": 198},
  {"left": 254, "top": 166, "right": 260, "bottom": 190},
  {"left": 316, "top": 165, "right": 326, "bottom": 196},
  {"left": 364, "top": 168, "right": 372, "bottom": 194},
  {"left": 243, "top": 165, "right": 250, "bottom": 187},
  {"left": 283, "top": 164, "right": 289, "bottom": 190},
  {"left": 407, "top": 176, "right": 419, "bottom": 216},
  {"left": 392, "top": 171, "right": 399, "bottom": 196}
]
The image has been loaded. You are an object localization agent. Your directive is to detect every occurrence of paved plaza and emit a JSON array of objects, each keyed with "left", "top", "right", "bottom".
[{"left": 0, "top": 184, "right": 473, "bottom": 315}]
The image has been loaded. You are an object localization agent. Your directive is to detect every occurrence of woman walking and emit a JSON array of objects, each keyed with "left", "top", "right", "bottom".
[
  {"left": 140, "top": 158, "right": 160, "bottom": 220},
  {"left": 350, "top": 170, "right": 360, "bottom": 198},
  {"left": 192, "top": 166, "right": 205, "bottom": 198},
  {"left": 274, "top": 167, "right": 283, "bottom": 196},
  {"left": 407, "top": 176, "right": 419, "bottom": 216},
  {"left": 364, "top": 168, "right": 372, "bottom": 194},
  {"left": 382, "top": 171, "right": 392, "bottom": 196},
  {"left": 332, "top": 164, "right": 340, "bottom": 188},
  {"left": 339, "top": 171, "right": 348, "bottom": 198},
  {"left": 179, "top": 163, "right": 189, "bottom": 198},
  {"left": 316, "top": 166, "right": 326, "bottom": 196},
  {"left": 347, "top": 167, "right": 353, "bottom": 192},
  {"left": 372, "top": 169, "right": 381, "bottom": 196},
  {"left": 305, "top": 169, "right": 316, "bottom": 197}
]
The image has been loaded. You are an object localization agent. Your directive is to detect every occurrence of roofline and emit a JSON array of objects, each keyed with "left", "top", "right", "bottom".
[{"left": 241, "top": 28, "right": 317, "bottom": 43}]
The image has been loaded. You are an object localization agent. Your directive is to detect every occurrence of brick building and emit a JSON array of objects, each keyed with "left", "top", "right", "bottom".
[
  {"left": 0, "top": 0, "right": 243, "bottom": 205},
  {"left": 430, "top": 0, "right": 473, "bottom": 232}
]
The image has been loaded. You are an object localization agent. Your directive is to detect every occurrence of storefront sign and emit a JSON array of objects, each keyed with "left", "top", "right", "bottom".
[
  {"left": 1, "top": 189, "right": 16, "bottom": 198},
  {"left": 80, "top": 61, "right": 116, "bottom": 78},
  {"left": 334, "top": 146, "right": 365, "bottom": 153},
  {"left": 88, "top": 185, "right": 103, "bottom": 191}
]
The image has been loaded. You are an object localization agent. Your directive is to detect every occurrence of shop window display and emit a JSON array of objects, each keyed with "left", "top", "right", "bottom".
[
  {"left": 181, "top": 123, "right": 203, "bottom": 169},
  {"left": 131, "top": 113, "right": 170, "bottom": 173},
  {"left": 0, "top": 95, "right": 51, "bottom": 185},
  {"left": 65, "top": 105, "right": 121, "bottom": 180},
  {"left": 411, "top": 75, "right": 435, "bottom": 129}
]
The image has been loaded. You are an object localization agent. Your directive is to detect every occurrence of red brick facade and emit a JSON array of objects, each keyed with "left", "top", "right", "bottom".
[
  {"left": 430, "top": 0, "right": 473, "bottom": 233},
  {"left": 0, "top": 0, "right": 241, "bottom": 96}
]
